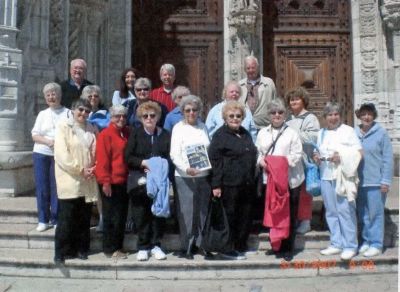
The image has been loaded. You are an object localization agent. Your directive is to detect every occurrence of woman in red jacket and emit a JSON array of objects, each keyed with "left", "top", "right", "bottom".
[{"left": 96, "top": 105, "right": 130, "bottom": 259}]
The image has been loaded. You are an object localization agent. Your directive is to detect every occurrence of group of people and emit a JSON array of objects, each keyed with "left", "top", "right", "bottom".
[{"left": 31, "top": 56, "right": 393, "bottom": 265}]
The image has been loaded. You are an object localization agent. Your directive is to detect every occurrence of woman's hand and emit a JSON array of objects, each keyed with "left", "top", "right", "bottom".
[
  {"left": 186, "top": 167, "right": 200, "bottom": 176},
  {"left": 381, "top": 184, "right": 389, "bottom": 194},
  {"left": 102, "top": 184, "right": 112, "bottom": 197},
  {"left": 330, "top": 152, "right": 340, "bottom": 164},
  {"left": 312, "top": 152, "right": 321, "bottom": 165},
  {"left": 259, "top": 159, "right": 266, "bottom": 169},
  {"left": 46, "top": 139, "right": 54, "bottom": 148},
  {"left": 212, "top": 188, "right": 222, "bottom": 198},
  {"left": 141, "top": 160, "right": 150, "bottom": 173},
  {"left": 82, "top": 166, "right": 95, "bottom": 179}
]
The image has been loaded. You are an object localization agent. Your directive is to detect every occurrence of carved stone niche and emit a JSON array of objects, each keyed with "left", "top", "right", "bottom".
[{"left": 381, "top": 0, "right": 400, "bottom": 30}]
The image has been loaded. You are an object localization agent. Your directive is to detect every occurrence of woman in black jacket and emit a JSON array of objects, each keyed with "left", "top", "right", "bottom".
[
  {"left": 124, "top": 101, "right": 171, "bottom": 261},
  {"left": 208, "top": 100, "right": 257, "bottom": 260}
]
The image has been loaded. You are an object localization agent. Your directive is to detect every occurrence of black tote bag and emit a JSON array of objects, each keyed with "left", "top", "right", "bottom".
[{"left": 200, "top": 197, "right": 230, "bottom": 253}]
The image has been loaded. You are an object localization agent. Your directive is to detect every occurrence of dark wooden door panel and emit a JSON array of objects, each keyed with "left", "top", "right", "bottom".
[
  {"left": 263, "top": 0, "right": 353, "bottom": 124},
  {"left": 132, "top": 0, "right": 223, "bottom": 112}
]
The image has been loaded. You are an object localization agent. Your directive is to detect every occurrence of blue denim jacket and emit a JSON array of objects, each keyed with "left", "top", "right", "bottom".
[{"left": 355, "top": 122, "right": 393, "bottom": 187}]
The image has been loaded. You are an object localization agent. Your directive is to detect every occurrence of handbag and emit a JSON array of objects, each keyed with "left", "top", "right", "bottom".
[
  {"left": 304, "top": 157, "right": 321, "bottom": 197},
  {"left": 127, "top": 170, "right": 147, "bottom": 193},
  {"left": 200, "top": 197, "right": 230, "bottom": 253}
]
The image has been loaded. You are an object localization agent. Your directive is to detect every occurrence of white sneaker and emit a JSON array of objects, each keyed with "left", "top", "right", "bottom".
[
  {"left": 340, "top": 250, "right": 357, "bottom": 260},
  {"left": 296, "top": 220, "right": 311, "bottom": 234},
  {"left": 36, "top": 223, "right": 49, "bottom": 232},
  {"left": 363, "top": 247, "right": 381, "bottom": 257},
  {"left": 151, "top": 246, "right": 167, "bottom": 260},
  {"left": 320, "top": 246, "right": 342, "bottom": 256},
  {"left": 137, "top": 250, "right": 149, "bottom": 261},
  {"left": 358, "top": 244, "right": 370, "bottom": 254}
]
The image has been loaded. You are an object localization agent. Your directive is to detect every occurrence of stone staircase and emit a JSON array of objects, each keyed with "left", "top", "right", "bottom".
[{"left": 0, "top": 180, "right": 398, "bottom": 280}]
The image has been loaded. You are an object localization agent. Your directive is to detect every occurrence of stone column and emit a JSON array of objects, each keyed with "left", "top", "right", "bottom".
[
  {"left": 224, "top": 0, "right": 263, "bottom": 83},
  {"left": 0, "top": 0, "right": 33, "bottom": 196},
  {"left": 380, "top": 0, "right": 400, "bottom": 170}
]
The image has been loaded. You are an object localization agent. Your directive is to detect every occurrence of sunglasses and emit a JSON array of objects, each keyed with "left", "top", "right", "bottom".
[
  {"left": 142, "top": 113, "right": 156, "bottom": 119},
  {"left": 228, "top": 114, "right": 243, "bottom": 119},
  {"left": 184, "top": 108, "right": 199, "bottom": 113},
  {"left": 78, "top": 107, "right": 91, "bottom": 114},
  {"left": 113, "top": 114, "right": 126, "bottom": 119},
  {"left": 270, "top": 110, "right": 284, "bottom": 115},
  {"left": 136, "top": 88, "right": 149, "bottom": 92}
]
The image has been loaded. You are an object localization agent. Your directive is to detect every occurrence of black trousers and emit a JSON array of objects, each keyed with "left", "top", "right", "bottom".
[
  {"left": 101, "top": 184, "right": 129, "bottom": 254},
  {"left": 55, "top": 197, "right": 92, "bottom": 258},
  {"left": 221, "top": 184, "right": 255, "bottom": 252},
  {"left": 279, "top": 185, "right": 301, "bottom": 253},
  {"left": 130, "top": 187, "right": 165, "bottom": 250}
]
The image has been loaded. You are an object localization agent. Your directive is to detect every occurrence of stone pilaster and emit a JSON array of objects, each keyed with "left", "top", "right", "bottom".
[
  {"left": 224, "top": 0, "right": 262, "bottom": 83},
  {"left": 0, "top": 0, "right": 34, "bottom": 196}
]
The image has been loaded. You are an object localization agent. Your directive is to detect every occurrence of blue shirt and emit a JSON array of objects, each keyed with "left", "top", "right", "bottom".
[
  {"left": 205, "top": 101, "right": 258, "bottom": 142},
  {"left": 355, "top": 122, "right": 393, "bottom": 187},
  {"left": 164, "top": 107, "right": 183, "bottom": 132}
]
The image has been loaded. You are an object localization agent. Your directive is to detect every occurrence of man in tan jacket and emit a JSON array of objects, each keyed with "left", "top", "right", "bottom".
[{"left": 239, "top": 56, "right": 276, "bottom": 129}]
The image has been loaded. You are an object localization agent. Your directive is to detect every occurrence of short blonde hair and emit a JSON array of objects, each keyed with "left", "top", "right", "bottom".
[
  {"left": 172, "top": 86, "right": 190, "bottom": 102},
  {"left": 110, "top": 105, "right": 128, "bottom": 116},
  {"left": 136, "top": 101, "right": 161, "bottom": 121},
  {"left": 222, "top": 100, "right": 246, "bottom": 121}
]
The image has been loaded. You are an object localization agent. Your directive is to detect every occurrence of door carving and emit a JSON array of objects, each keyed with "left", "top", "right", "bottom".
[
  {"left": 132, "top": 1, "right": 223, "bottom": 112},
  {"left": 263, "top": 0, "right": 353, "bottom": 124}
]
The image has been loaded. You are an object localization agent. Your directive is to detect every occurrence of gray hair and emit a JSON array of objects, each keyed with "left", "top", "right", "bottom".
[
  {"left": 43, "top": 82, "right": 61, "bottom": 100},
  {"left": 222, "top": 80, "right": 242, "bottom": 100},
  {"left": 244, "top": 55, "right": 259, "bottom": 67},
  {"left": 71, "top": 98, "right": 92, "bottom": 110},
  {"left": 70, "top": 58, "right": 87, "bottom": 69},
  {"left": 160, "top": 63, "right": 175, "bottom": 77},
  {"left": 110, "top": 105, "right": 128, "bottom": 116},
  {"left": 81, "top": 85, "right": 102, "bottom": 102},
  {"left": 266, "top": 98, "right": 287, "bottom": 116},
  {"left": 172, "top": 86, "right": 190, "bottom": 101},
  {"left": 323, "top": 101, "right": 342, "bottom": 117},
  {"left": 135, "top": 77, "right": 152, "bottom": 90},
  {"left": 180, "top": 95, "right": 203, "bottom": 113}
]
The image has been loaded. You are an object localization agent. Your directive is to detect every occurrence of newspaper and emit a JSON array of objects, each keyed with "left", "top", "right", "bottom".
[{"left": 185, "top": 144, "right": 211, "bottom": 171}]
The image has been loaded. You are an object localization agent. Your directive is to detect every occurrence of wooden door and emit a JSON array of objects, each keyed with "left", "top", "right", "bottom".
[
  {"left": 262, "top": 0, "right": 353, "bottom": 124},
  {"left": 132, "top": 0, "right": 223, "bottom": 113}
]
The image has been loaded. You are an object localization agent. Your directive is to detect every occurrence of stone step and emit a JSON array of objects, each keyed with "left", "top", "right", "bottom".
[
  {"left": 0, "top": 223, "right": 333, "bottom": 251},
  {"left": 0, "top": 247, "right": 396, "bottom": 280}
]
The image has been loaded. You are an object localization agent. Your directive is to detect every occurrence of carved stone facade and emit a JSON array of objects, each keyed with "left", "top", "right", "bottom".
[
  {"left": 352, "top": 0, "right": 400, "bottom": 173},
  {"left": 0, "top": 0, "right": 131, "bottom": 196},
  {"left": 224, "top": 0, "right": 262, "bottom": 82}
]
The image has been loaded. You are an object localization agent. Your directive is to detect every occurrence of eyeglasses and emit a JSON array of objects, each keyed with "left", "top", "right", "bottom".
[
  {"left": 184, "top": 108, "right": 199, "bottom": 113},
  {"left": 270, "top": 110, "right": 284, "bottom": 115},
  {"left": 142, "top": 113, "right": 156, "bottom": 119},
  {"left": 136, "top": 88, "right": 149, "bottom": 92},
  {"left": 113, "top": 114, "right": 126, "bottom": 120},
  {"left": 77, "top": 107, "right": 91, "bottom": 114},
  {"left": 88, "top": 94, "right": 99, "bottom": 98},
  {"left": 228, "top": 114, "right": 243, "bottom": 119}
]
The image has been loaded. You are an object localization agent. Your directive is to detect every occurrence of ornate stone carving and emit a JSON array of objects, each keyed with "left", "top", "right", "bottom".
[
  {"left": 381, "top": 0, "right": 400, "bottom": 30},
  {"left": 359, "top": 0, "right": 379, "bottom": 94},
  {"left": 227, "top": 0, "right": 262, "bottom": 81},
  {"left": 49, "top": 0, "right": 64, "bottom": 65}
]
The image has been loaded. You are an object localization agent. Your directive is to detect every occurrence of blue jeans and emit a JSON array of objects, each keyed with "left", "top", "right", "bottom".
[
  {"left": 357, "top": 186, "right": 386, "bottom": 249},
  {"left": 33, "top": 152, "right": 58, "bottom": 224},
  {"left": 321, "top": 180, "right": 358, "bottom": 251}
]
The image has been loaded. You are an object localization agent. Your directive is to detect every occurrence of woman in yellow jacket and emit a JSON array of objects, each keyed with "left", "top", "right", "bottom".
[{"left": 53, "top": 98, "right": 99, "bottom": 264}]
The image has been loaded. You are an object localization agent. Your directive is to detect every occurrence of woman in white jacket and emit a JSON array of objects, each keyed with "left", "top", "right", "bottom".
[{"left": 313, "top": 102, "right": 362, "bottom": 261}]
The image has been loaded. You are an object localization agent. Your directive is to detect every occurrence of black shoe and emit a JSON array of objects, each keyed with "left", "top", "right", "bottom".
[
  {"left": 283, "top": 252, "right": 293, "bottom": 262},
  {"left": 203, "top": 251, "right": 214, "bottom": 260},
  {"left": 185, "top": 253, "right": 194, "bottom": 260},
  {"left": 220, "top": 251, "right": 246, "bottom": 260},
  {"left": 54, "top": 256, "right": 65, "bottom": 265},
  {"left": 77, "top": 252, "right": 88, "bottom": 260}
]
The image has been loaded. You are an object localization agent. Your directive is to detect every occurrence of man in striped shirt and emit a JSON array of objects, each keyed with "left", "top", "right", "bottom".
[{"left": 150, "top": 64, "right": 176, "bottom": 112}]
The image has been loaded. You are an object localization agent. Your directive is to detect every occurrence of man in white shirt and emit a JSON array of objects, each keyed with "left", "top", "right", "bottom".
[{"left": 239, "top": 56, "right": 276, "bottom": 129}]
